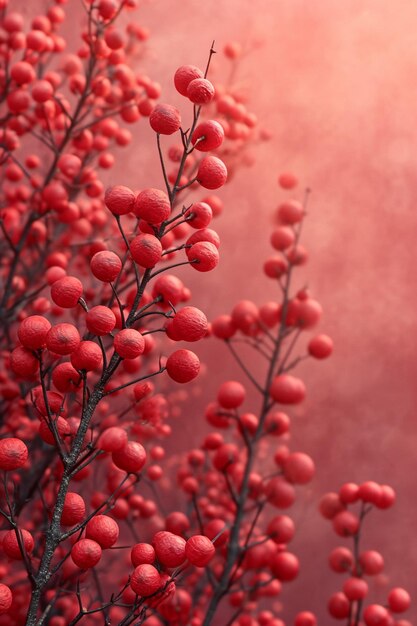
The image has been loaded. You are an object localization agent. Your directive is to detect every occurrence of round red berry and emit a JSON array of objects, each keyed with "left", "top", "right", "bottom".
[
  {"left": 130, "top": 564, "right": 161, "bottom": 596},
  {"left": 86, "top": 306, "right": 116, "bottom": 336},
  {"left": 71, "top": 539, "right": 102, "bottom": 569},
  {"left": 104, "top": 185, "right": 135, "bottom": 215},
  {"left": 46, "top": 324, "right": 80, "bottom": 355},
  {"left": 0, "top": 584, "right": 12, "bottom": 615},
  {"left": 166, "top": 349, "right": 200, "bottom": 383},
  {"left": 149, "top": 103, "right": 181, "bottom": 135},
  {"left": 187, "top": 78, "right": 215, "bottom": 104},
  {"left": 174, "top": 65, "right": 204, "bottom": 96},
  {"left": 134, "top": 188, "right": 171, "bottom": 224},
  {"left": 51, "top": 276, "right": 83, "bottom": 308},
  {"left": 197, "top": 156, "right": 227, "bottom": 189},
  {"left": 86, "top": 515, "right": 119, "bottom": 549},
  {"left": 114, "top": 329, "right": 145, "bottom": 359},
  {"left": 0, "top": 438, "right": 28, "bottom": 471},
  {"left": 18, "top": 315, "right": 51, "bottom": 349},
  {"left": 112, "top": 441, "right": 146, "bottom": 473},
  {"left": 185, "top": 535, "right": 215, "bottom": 566},
  {"left": 90, "top": 251, "right": 122, "bottom": 282}
]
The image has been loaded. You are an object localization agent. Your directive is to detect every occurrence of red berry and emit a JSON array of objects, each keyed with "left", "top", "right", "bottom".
[
  {"left": 278, "top": 172, "right": 298, "bottom": 189},
  {"left": 217, "top": 381, "right": 245, "bottom": 409},
  {"left": 112, "top": 441, "right": 146, "bottom": 473},
  {"left": 211, "top": 314, "right": 236, "bottom": 339},
  {"left": 18, "top": 315, "right": 51, "bottom": 349},
  {"left": 359, "top": 550, "right": 384, "bottom": 576},
  {"left": 224, "top": 41, "right": 242, "bottom": 59},
  {"left": 174, "top": 65, "right": 204, "bottom": 96},
  {"left": 39, "top": 417, "right": 70, "bottom": 446},
  {"left": 283, "top": 452, "right": 315, "bottom": 484},
  {"left": 11, "top": 61, "right": 36, "bottom": 85},
  {"left": 363, "top": 604, "right": 390, "bottom": 626},
  {"left": 149, "top": 103, "right": 181, "bottom": 135},
  {"left": 86, "top": 515, "right": 119, "bottom": 549},
  {"left": 358, "top": 481, "right": 382, "bottom": 505},
  {"left": 328, "top": 592, "right": 350, "bottom": 619},
  {"left": 131, "top": 543, "right": 156, "bottom": 566},
  {"left": 0, "top": 584, "right": 12, "bottom": 615},
  {"left": 259, "top": 302, "right": 280, "bottom": 328},
  {"left": 264, "top": 411, "right": 290, "bottom": 436},
  {"left": 271, "top": 226, "right": 295, "bottom": 251},
  {"left": 104, "top": 28, "right": 124, "bottom": 50},
  {"left": 270, "top": 375, "right": 306, "bottom": 404},
  {"left": 51, "top": 276, "right": 83, "bottom": 308},
  {"left": 197, "top": 156, "right": 227, "bottom": 189},
  {"left": 86, "top": 306, "right": 116, "bottom": 336},
  {"left": 32, "top": 79, "right": 54, "bottom": 102},
  {"left": 339, "top": 482, "right": 360, "bottom": 504},
  {"left": 265, "top": 476, "right": 295, "bottom": 508},
  {"left": 153, "top": 531, "right": 186, "bottom": 567},
  {"left": 97, "top": 427, "right": 128, "bottom": 452},
  {"left": 277, "top": 200, "right": 304, "bottom": 225},
  {"left": 187, "top": 227, "right": 221, "bottom": 249},
  {"left": 295, "top": 612, "right": 317, "bottom": 626},
  {"left": 165, "top": 511, "right": 190, "bottom": 535},
  {"left": 264, "top": 255, "right": 288, "bottom": 279},
  {"left": 332, "top": 510, "right": 360, "bottom": 537},
  {"left": 10, "top": 347, "right": 39, "bottom": 378},
  {"left": 52, "top": 363, "right": 81, "bottom": 392},
  {"left": 71, "top": 341, "right": 103, "bottom": 371},
  {"left": 0, "top": 438, "right": 28, "bottom": 471},
  {"left": 388, "top": 588, "right": 411, "bottom": 613},
  {"left": 61, "top": 493, "right": 86, "bottom": 526},
  {"left": 71, "top": 539, "right": 102, "bottom": 569},
  {"left": 171, "top": 307, "right": 208, "bottom": 342},
  {"left": 191, "top": 120, "right": 224, "bottom": 151},
  {"left": 319, "top": 492, "right": 345, "bottom": 519},
  {"left": 46, "top": 324, "right": 80, "bottom": 355},
  {"left": 212, "top": 443, "right": 239, "bottom": 471},
  {"left": 308, "top": 334, "right": 334, "bottom": 359},
  {"left": 186, "top": 241, "right": 219, "bottom": 271},
  {"left": 130, "top": 234, "right": 162, "bottom": 268},
  {"left": 328, "top": 547, "right": 354, "bottom": 573},
  {"left": 114, "top": 329, "right": 145, "bottom": 359},
  {"left": 270, "top": 551, "right": 299, "bottom": 581},
  {"left": 130, "top": 564, "right": 161, "bottom": 596},
  {"left": 166, "top": 349, "right": 200, "bottom": 383},
  {"left": 3, "top": 529, "right": 34, "bottom": 559},
  {"left": 185, "top": 535, "right": 215, "bottom": 566},
  {"left": 58, "top": 154, "right": 82, "bottom": 179},
  {"left": 134, "top": 188, "right": 171, "bottom": 224},
  {"left": 184, "top": 202, "right": 213, "bottom": 229},
  {"left": 91, "top": 251, "right": 122, "bottom": 282},
  {"left": 376, "top": 484, "right": 396, "bottom": 509},
  {"left": 266, "top": 515, "right": 295, "bottom": 544},
  {"left": 187, "top": 78, "right": 215, "bottom": 104},
  {"left": 343, "top": 577, "right": 369, "bottom": 601},
  {"left": 152, "top": 274, "right": 184, "bottom": 306},
  {"left": 105, "top": 185, "right": 135, "bottom": 215}
]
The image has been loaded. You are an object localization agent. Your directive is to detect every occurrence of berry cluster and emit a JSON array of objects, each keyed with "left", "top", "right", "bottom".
[
  {"left": 0, "top": 3, "right": 411, "bottom": 626},
  {"left": 320, "top": 482, "right": 411, "bottom": 626}
]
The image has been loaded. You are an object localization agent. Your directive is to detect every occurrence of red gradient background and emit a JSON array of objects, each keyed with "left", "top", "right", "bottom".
[{"left": 17, "top": 0, "right": 417, "bottom": 621}]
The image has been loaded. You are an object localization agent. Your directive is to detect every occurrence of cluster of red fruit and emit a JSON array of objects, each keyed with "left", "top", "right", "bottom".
[
  {"left": 0, "top": 0, "right": 156, "bottom": 339},
  {"left": 320, "top": 482, "right": 411, "bottom": 626},
  {"left": 0, "top": 1, "right": 411, "bottom": 625}
]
